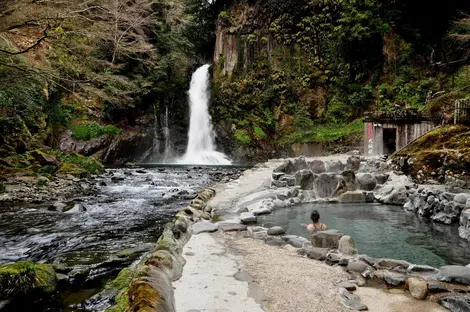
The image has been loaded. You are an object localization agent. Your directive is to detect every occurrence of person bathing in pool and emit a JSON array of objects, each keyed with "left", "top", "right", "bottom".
[{"left": 302, "top": 210, "right": 327, "bottom": 233}]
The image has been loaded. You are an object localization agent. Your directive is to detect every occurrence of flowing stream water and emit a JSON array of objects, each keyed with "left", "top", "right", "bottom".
[
  {"left": 179, "top": 65, "right": 231, "bottom": 165},
  {"left": 258, "top": 203, "right": 470, "bottom": 267},
  {"left": 0, "top": 166, "right": 242, "bottom": 311}
]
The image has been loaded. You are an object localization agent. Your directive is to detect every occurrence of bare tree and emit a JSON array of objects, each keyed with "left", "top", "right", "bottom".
[{"left": 77, "top": 0, "right": 156, "bottom": 64}]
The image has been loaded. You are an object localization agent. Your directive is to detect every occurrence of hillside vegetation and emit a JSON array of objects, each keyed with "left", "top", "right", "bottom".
[
  {"left": 209, "top": 0, "right": 470, "bottom": 155},
  {"left": 394, "top": 125, "right": 470, "bottom": 182},
  {"left": 1, "top": 0, "right": 470, "bottom": 166}
]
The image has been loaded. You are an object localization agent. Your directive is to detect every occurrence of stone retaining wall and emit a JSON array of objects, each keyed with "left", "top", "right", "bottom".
[{"left": 105, "top": 188, "right": 216, "bottom": 312}]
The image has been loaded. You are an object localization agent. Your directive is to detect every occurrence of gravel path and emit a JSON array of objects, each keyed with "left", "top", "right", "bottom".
[
  {"left": 223, "top": 232, "right": 351, "bottom": 312},
  {"left": 223, "top": 232, "right": 446, "bottom": 312}
]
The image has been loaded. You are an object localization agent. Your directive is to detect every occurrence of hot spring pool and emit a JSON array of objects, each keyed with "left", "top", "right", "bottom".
[{"left": 257, "top": 203, "right": 470, "bottom": 267}]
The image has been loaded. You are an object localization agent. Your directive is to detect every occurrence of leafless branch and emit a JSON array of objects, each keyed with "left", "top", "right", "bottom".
[{"left": 0, "top": 25, "right": 50, "bottom": 55}]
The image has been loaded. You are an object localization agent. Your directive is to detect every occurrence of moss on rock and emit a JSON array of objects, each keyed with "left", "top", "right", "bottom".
[
  {"left": 394, "top": 125, "right": 470, "bottom": 180},
  {"left": 127, "top": 280, "right": 169, "bottom": 312},
  {"left": 56, "top": 162, "right": 90, "bottom": 177},
  {"left": 0, "top": 261, "right": 56, "bottom": 300}
]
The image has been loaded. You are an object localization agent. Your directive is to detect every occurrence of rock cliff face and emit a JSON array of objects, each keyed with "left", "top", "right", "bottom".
[
  {"left": 210, "top": 3, "right": 363, "bottom": 162},
  {"left": 213, "top": 5, "right": 279, "bottom": 79}
]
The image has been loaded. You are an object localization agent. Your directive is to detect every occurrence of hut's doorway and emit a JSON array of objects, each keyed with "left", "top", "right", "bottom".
[{"left": 383, "top": 128, "right": 397, "bottom": 155}]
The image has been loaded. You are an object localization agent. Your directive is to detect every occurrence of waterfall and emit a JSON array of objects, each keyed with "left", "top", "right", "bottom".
[
  {"left": 162, "top": 104, "right": 173, "bottom": 161},
  {"left": 153, "top": 102, "right": 160, "bottom": 156},
  {"left": 179, "top": 64, "right": 231, "bottom": 165}
]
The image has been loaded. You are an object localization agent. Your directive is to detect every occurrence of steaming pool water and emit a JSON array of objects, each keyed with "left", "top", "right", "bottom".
[{"left": 257, "top": 203, "right": 470, "bottom": 268}]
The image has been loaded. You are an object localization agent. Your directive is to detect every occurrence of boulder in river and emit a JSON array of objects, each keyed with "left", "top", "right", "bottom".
[
  {"left": 0, "top": 261, "right": 56, "bottom": 300},
  {"left": 63, "top": 202, "right": 87, "bottom": 213}
]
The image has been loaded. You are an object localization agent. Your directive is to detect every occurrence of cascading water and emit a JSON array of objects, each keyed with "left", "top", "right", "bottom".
[
  {"left": 162, "top": 104, "right": 173, "bottom": 161},
  {"left": 179, "top": 64, "right": 231, "bottom": 165}
]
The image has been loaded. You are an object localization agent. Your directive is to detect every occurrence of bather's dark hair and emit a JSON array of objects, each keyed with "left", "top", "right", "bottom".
[{"left": 310, "top": 210, "right": 320, "bottom": 223}]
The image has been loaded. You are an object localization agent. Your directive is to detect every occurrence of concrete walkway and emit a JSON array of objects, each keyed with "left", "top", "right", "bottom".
[{"left": 173, "top": 233, "right": 265, "bottom": 312}]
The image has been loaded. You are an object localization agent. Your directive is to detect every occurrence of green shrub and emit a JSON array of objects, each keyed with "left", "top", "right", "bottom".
[
  {"left": 0, "top": 261, "right": 56, "bottom": 299},
  {"left": 36, "top": 177, "right": 49, "bottom": 187},
  {"left": 50, "top": 151, "right": 104, "bottom": 174},
  {"left": 219, "top": 11, "right": 230, "bottom": 23},
  {"left": 0, "top": 183, "right": 5, "bottom": 193},
  {"left": 38, "top": 165, "right": 57, "bottom": 175},
  {"left": 281, "top": 119, "right": 364, "bottom": 144},
  {"left": 253, "top": 125, "right": 266, "bottom": 139},
  {"left": 71, "top": 122, "right": 120, "bottom": 141},
  {"left": 234, "top": 129, "right": 252, "bottom": 145}
]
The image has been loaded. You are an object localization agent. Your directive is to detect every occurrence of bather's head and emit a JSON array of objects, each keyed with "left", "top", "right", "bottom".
[{"left": 310, "top": 210, "right": 320, "bottom": 223}]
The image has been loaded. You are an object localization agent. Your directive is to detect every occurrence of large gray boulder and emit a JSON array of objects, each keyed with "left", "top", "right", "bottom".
[
  {"left": 346, "top": 156, "right": 361, "bottom": 171},
  {"left": 192, "top": 221, "right": 219, "bottom": 234},
  {"left": 218, "top": 222, "right": 248, "bottom": 232},
  {"left": 338, "top": 235, "right": 358, "bottom": 255},
  {"left": 267, "top": 226, "right": 286, "bottom": 236},
  {"left": 308, "top": 160, "right": 326, "bottom": 174},
  {"left": 375, "top": 184, "right": 408, "bottom": 205},
  {"left": 306, "top": 247, "right": 328, "bottom": 260},
  {"left": 375, "top": 258, "right": 410, "bottom": 270},
  {"left": 327, "top": 160, "right": 345, "bottom": 173},
  {"left": 314, "top": 173, "right": 340, "bottom": 198},
  {"left": 240, "top": 212, "right": 257, "bottom": 224},
  {"left": 459, "top": 209, "right": 470, "bottom": 240},
  {"left": 454, "top": 193, "right": 470, "bottom": 205},
  {"left": 436, "top": 265, "right": 470, "bottom": 285},
  {"left": 311, "top": 230, "right": 343, "bottom": 248},
  {"left": 356, "top": 173, "right": 377, "bottom": 191},
  {"left": 295, "top": 170, "right": 315, "bottom": 190},
  {"left": 293, "top": 157, "right": 309, "bottom": 171},
  {"left": 339, "top": 191, "right": 366, "bottom": 203},
  {"left": 384, "top": 271, "right": 406, "bottom": 285},
  {"left": 438, "top": 296, "right": 470, "bottom": 312},
  {"left": 281, "top": 235, "right": 309, "bottom": 248},
  {"left": 374, "top": 173, "right": 389, "bottom": 185},
  {"left": 341, "top": 170, "right": 357, "bottom": 191},
  {"left": 272, "top": 172, "right": 285, "bottom": 180}
]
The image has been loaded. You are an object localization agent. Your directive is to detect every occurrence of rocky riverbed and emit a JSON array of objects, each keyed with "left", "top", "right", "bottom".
[{"left": 0, "top": 165, "right": 244, "bottom": 311}]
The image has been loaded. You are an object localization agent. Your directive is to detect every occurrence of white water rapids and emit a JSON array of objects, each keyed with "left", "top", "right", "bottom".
[{"left": 179, "top": 64, "right": 231, "bottom": 165}]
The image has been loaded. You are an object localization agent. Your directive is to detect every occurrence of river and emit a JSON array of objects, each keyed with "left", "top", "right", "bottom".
[{"left": 0, "top": 166, "right": 243, "bottom": 311}]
